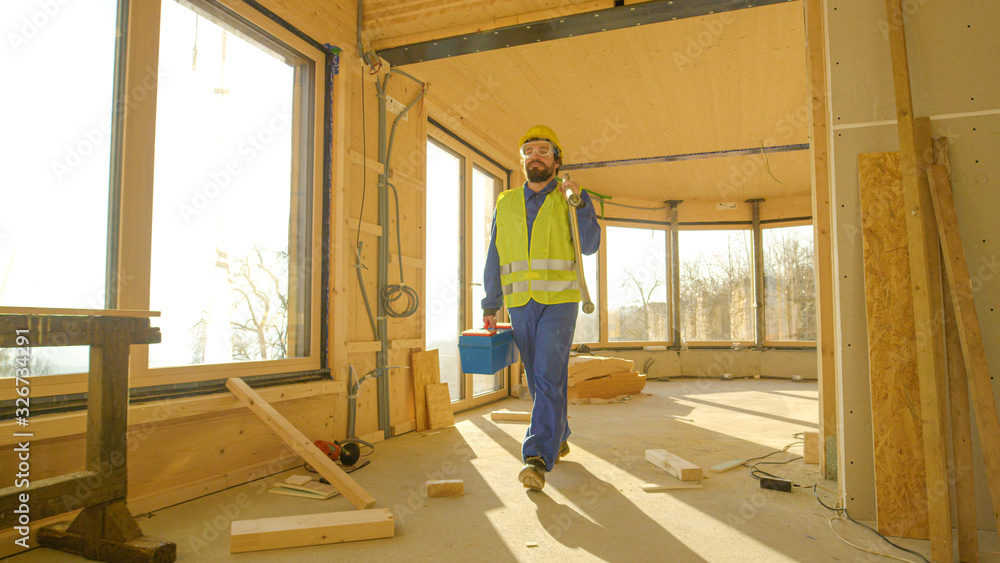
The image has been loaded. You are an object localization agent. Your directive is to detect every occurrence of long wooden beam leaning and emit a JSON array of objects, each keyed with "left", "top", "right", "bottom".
[
  {"left": 928, "top": 164, "right": 1000, "bottom": 536},
  {"left": 883, "top": 0, "right": 952, "bottom": 557},
  {"left": 226, "top": 378, "right": 376, "bottom": 510}
]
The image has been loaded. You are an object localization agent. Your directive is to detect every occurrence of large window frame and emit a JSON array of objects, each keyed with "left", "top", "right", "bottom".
[
  {"left": 426, "top": 125, "right": 509, "bottom": 413},
  {"left": 577, "top": 216, "right": 816, "bottom": 349},
  {"left": 0, "top": 0, "right": 326, "bottom": 402}
]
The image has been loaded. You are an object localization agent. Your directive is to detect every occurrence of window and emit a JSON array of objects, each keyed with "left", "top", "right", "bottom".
[
  {"left": 1, "top": 0, "right": 326, "bottom": 394},
  {"left": 1, "top": 0, "right": 120, "bottom": 376},
  {"left": 424, "top": 139, "right": 464, "bottom": 399},
  {"left": 607, "top": 226, "right": 668, "bottom": 341},
  {"left": 573, "top": 252, "right": 600, "bottom": 343},
  {"left": 679, "top": 229, "right": 753, "bottom": 342},
  {"left": 764, "top": 225, "right": 816, "bottom": 342},
  {"left": 425, "top": 128, "right": 508, "bottom": 410},
  {"left": 149, "top": 0, "right": 312, "bottom": 368}
]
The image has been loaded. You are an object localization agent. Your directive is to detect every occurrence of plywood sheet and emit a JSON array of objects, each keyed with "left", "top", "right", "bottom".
[
  {"left": 425, "top": 382, "right": 455, "bottom": 430},
  {"left": 858, "top": 151, "right": 927, "bottom": 539},
  {"left": 411, "top": 349, "right": 441, "bottom": 431}
]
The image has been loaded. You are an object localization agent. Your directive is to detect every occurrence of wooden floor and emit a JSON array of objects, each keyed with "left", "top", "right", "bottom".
[{"left": 11, "top": 379, "right": 999, "bottom": 562}]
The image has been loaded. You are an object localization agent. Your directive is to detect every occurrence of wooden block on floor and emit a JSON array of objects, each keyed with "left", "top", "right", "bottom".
[
  {"left": 425, "top": 382, "right": 454, "bottom": 430},
  {"left": 803, "top": 431, "right": 819, "bottom": 464},
  {"left": 268, "top": 476, "right": 340, "bottom": 499},
  {"left": 411, "top": 349, "right": 441, "bottom": 432},
  {"left": 490, "top": 410, "right": 531, "bottom": 422},
  {"left": 285, "top": 475, "right": 312, "bottom": 486},
  {"left": 426, "top": 479, "right": 464, "bottom": 497},
  {"left": 646, "top": 449, "right": 702, "bottom": 481},
  {"left": 230, "top": 508, "right": 394, "bottom": 553},
  {"left": 391, "top": 419, "right": 416, "bottom": 436}
]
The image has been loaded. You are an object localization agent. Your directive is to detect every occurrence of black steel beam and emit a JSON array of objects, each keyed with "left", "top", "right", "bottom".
[{"left": 379, "top": 0, "right": 794, "bottom": 66}]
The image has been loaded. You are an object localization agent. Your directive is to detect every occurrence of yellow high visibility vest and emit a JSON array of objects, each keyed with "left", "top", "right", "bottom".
[{"left": 494, "top": 187, "right": 580, "bottom": 308}]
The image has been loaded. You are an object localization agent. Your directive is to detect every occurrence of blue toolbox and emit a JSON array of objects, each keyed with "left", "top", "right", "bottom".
[{"left": 458, "top": 324, "right": 519, "bottom": 374}]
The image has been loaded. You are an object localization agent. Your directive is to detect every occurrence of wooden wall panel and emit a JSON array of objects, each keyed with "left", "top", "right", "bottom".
[{"left": 858, "top": 151, "right": 928, "bottom": 538}]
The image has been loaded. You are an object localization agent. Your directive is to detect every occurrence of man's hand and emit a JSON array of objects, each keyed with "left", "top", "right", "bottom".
[
  {"left": 483, "top": 315, "right": 497, "bottom": 330},
  {"left": 558, "top": 174, "right": 581, "bottom": 196}
]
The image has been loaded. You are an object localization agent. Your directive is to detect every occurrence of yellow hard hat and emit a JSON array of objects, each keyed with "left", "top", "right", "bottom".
[{"left": 519, "top": 125, "right": 562, "bottom": 157}]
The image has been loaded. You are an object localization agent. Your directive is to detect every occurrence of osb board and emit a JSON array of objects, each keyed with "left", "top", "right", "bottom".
[
  {"left": 411, "top": 349, "right": 441, "bottom": 431},
  {"left": 858, "top": 151, "right": 928, "bottom": 539},
  {"left": 425, "top": 382, "right": 455, "bottom": 430}
]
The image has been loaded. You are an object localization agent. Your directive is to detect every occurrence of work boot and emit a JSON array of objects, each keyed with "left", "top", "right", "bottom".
[
  {"left": 519, "top": 457, "right": 546, "bottom": 490},
  {"left": 559, "top": 441, "right": 570, "bottom": 458}
]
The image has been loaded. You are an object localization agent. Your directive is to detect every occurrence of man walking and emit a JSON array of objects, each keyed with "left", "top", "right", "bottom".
[{"left": 482, "top": 125, "right": 601, "bottom": 490}]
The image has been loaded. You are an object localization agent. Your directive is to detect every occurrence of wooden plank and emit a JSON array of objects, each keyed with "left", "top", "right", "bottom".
[
  {"left": 0, "top": 380, "right": 345, "bottom": 447},
  {"left": 358, "top": 429, "right": 386, "bottom": 445},
  {"left": 942, "top": 261, "right": 979, "bottom": 561},
  {"left": 568, "top": 372, "right": 646, "bottom": 400},
  {"left": 390, "top": 338, "right": 423, "bottom": 350},
  {"left": 0, "top": 471, "right": 126, "bottom": 529},
  {"left": 567, "top": 355, "right": 635, "bottom": 386},
  {"left": 411, "top": 349, "right": 440, "bottom": 431},
  {"left": 928, "top": 164, "right": 1000, "bottom": 535},
  {"left": 803, "top": 431, "right": 819, "bottom": 465},
  {"left": 641, "top": 483, "right": 704, "bottom": 492},
  {"left": 425, "top": 383, "right": 455, "bottom": 430},
  {"left": 347, "top": 217, "right": 383, "bottom": 238},
  {"left": 269, "top": 477, "right": 339, "bottom": 500},
  {"left": 225, "top": 378, "right": 376, "bottom": 510},
  {"left": 391, "top": 419, "right": 416, "bottom": 436},
  {"left": 490, "top": 410, "right": 531, "bottom": 422},
  {"left": 858, "top": 151, "right": 928, "bottom": 539},
  {"left": 426, "top": 480, "right": 464, "bottom": 497},
  {"left": 709, "top": 459, "right": 745, "bottom": 473},
  {"left": 884, "top": 1, "right": 951, "bottom": 553},
  {"left": 230, "top": 508, "right": 394, "bottom": 553},
  {"left": 645, "top": 449, "right": 702, "bottom": 481},
  {"left": 0, "top": 307, "right": 159, "bottom": 317},
  {"left": 802, "top": 0, "right": 838, "bottom": 481},
  {"left": 346, "top": 341, "right": 382, "bottom": 354}
]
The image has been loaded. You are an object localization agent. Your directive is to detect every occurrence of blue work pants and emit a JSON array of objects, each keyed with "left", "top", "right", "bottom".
[{"left": 509, "top": 299, "right": 579, "bottom": 471}]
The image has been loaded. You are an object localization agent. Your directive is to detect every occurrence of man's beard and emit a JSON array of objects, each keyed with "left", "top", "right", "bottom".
[{"left": 525, "top": 160, "right": 555, "bottom": 183}]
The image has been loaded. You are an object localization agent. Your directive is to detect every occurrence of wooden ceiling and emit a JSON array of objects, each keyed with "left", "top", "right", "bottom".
[{"left": 363, "top": 1, "right": 811, "bottom": 206}]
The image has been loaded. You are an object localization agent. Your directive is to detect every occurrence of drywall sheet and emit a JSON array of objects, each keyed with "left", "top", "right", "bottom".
[{"left": 858, "top": 151, "right": 927, "bottom": 539}]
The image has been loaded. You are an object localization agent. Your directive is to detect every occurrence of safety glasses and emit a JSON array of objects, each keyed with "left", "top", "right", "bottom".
[{"left": 520, "top": 143, "right": 554, "bottom": 158}]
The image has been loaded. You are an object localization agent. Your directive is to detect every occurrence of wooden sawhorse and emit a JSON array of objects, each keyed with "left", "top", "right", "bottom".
[{"left": 0, "top": 308, "right": 175, "bottom": 562}]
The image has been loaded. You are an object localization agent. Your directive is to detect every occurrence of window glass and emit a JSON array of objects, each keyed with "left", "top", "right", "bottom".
[
  {"left": 607, "top": 227, "right": 667, "bottom": 341},
  {"left": 148, "top": 0, "right": 309, "bottom": 367},
  {"left": 679, "top": 229, "right": 753, "bottom": 342},
  {"left": 764, "top": 225, "right": 816, "bottom": 341},
  {"left": 0, "top": 0, "right": 119, "bottom": 375},
  {"left": 471, "top": 167, "right": 502, "bottom": 396},
  {"left": 573, "top": 252, "right": 600, "bottom": 343},
  {"left": 425, "top": 141, "right": 463, "bottom": 400}
]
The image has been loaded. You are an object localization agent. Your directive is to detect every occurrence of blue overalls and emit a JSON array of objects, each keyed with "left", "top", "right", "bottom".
[{"left": 482, "top": 180, "right": 601, "bottom": 471}]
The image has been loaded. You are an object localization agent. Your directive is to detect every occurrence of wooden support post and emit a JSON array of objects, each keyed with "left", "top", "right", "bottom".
[
  {"left": 226, "top": 378, "right": 376, "bottom": 510},
  {"left": 928, "top": 164, "right": 1000, "bottom": 537},
  {"left": 802, "top": 0, "right": 838, "bottom": 482},
  {"left": 884, "top": 0, "right": 952, "bottom": 557}
]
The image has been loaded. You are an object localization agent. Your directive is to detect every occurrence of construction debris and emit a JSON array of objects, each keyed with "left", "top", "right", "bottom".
[
  {"left": 230, "top": 509, "right": 394, "bottom": 553},
  {"left": 567, "top": 356, "right": 646, "bottom": 400},
  {"left": 646, "top": 449, "right": 703, "bottom": 481},
  {"left": 426, "top": 479, "right": 464, "bottom": 497},
  {"left": 490, "top": 410, "right": 531, "bottom": 422}
]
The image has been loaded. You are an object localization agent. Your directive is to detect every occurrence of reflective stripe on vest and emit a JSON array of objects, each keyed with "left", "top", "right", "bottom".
[{"left": 494, "top": 186, "right": 581, "bottom": 308}]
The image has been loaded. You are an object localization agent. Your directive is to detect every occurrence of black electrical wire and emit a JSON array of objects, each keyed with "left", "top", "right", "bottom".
[
  {"left": 381, "top": 181, "right": 419, "bottom": 317},
  {"left": 812, "top": 484, "right": 930, "bottom": 563}
]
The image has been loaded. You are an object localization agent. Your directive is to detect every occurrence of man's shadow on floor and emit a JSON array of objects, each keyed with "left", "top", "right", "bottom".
[{"left": 527, "top": 460, "right": 705, "bottom": 562}]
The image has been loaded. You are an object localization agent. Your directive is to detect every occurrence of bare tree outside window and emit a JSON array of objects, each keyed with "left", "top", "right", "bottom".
[{"left": 764, "top": 225, "right": 816, "bottom": 341}]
